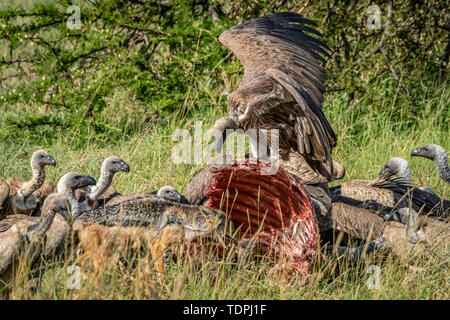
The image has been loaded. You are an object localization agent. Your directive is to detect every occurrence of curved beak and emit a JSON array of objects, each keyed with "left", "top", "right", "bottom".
[
  {"left": 83, "top": 176, "right": 97, "bottom": 188},
  {"left": 411, "top": 149, "right": 420, "bottom": 156},
  {"left": 48, "top": 156, "right": 57, "bottom": 166},
  {"left": 174, "top": 192, "right": 182, "bottom": 202},
  {"left": 121, "top": 161, "right": 130, "bottom": 173}
]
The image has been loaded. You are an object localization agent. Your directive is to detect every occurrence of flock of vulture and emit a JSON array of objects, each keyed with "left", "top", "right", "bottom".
[{"left": 0, "top": 13, "right": 449, "bottom": 290}]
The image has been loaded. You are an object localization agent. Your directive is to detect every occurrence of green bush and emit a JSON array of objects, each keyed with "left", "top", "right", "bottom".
[{"left": 0, "top": 0, "right": 447, "bottom": 146}]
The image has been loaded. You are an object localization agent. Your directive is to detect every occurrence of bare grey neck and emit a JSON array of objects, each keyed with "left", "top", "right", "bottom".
[
  {"left": 399, "top": 165, "right": 411, "bottom": 183},
  {"left": 66, "top": 189, "right": 81, "bottom": 217},
  {"left": 89, "top": 167, "right": 113, "bottom": 200},
  {"left": 20, "top": 163, "right": 45, "bottom": 198},
  {"left": 434, "top": 148, "right": 450, "bottom": 183}
]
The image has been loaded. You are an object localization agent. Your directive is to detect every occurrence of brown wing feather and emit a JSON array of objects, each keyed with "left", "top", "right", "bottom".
[
  {"left": 331, "top": 202, "right": 385, "bottom": 241},
  {"left": 104, "top": 191, "right": 151, "bottom": 206},
  {"left": 182, "top": 166, "right": 214, "bottom": 205},
  {"left": 278, "top": 152, "right": 345, "bottom": 184},
  {"left": 0, "top": 182, "right": 9, "bottom": 209},
  {"left": 182, "top": 155, "right": 234, "bottom": 205},
  {"left": 267, "top": 68, "right": 334, "bottom": 162},
  {"left": 219, "top": 13, "right": 336, "bottom": 173},
  {"left": 219, "top": 12, "right": 329, "bottom": 103},
  {"left": 0, "top": 214, "right": 36, "bottom": 233},
  {"left": 33, "top": 181, "right": 54, "bottom": 205},
  {"left": 6, "top": 176, "right": 24, "bottom": 196}
]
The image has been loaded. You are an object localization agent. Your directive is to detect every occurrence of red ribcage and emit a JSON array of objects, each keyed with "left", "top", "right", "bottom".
[{"left": 204, "top": 159, "right": 318, "bottom": 276}]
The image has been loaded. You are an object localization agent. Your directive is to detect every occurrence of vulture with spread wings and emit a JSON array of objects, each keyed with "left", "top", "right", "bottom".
[{"left": 214, "top": 12, "right": 336, "bottom": 178}]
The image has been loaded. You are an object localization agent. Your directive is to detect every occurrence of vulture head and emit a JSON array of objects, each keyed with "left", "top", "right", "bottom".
[
  {"left": 411, "top": 144, "right": 443, "bottom": 160},
  {"left": 156, "top": 186, "right": 182, "bottom": 202},
  {"left": 379, "top": 157, "right": 411, "bottom": 181},
  {"left": 31, "top": 149, "right": 56, "bottom": 168},
  {"left": 213, "top": 117, "right": 239, "bottom": 152},
  {"left": 58, "top": 172, "right": 97, "bottom": 193},
  {"left": 103, "top": 156, "right": 130, "bottom": 173}
]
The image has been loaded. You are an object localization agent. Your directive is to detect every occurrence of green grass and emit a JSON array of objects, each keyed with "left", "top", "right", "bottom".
[{"left": 0, "top": 80, "right": 448, "bottom": 300}]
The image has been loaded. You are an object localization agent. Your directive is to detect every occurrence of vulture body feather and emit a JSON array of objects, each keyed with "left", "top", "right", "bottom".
[{"left": 214, "top": 12, "right": 336, "bottom": 178}]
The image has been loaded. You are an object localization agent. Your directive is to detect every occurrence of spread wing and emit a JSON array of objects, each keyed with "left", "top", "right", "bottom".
[{"left": 219, "top": 12, "right": 336, "bottom": 169}]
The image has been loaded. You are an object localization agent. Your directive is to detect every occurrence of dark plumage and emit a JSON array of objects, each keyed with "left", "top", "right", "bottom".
[
  {"left": 331, "top": 176, "right": 449, "bottom": 217},
  {"left": 0, "top": 183, "right": 9, "bottom": 210},
  {"left": 102, "top": 186, "right": 190, "bottom": 207},
  {"left": 214, "top": 12, "right": 336, "bottom": 179},
  {"left": 330, "top": 196, "right": 449, "bottom": 257}
]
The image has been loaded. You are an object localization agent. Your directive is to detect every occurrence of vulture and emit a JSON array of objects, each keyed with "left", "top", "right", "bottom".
[
  {"left": 102, "top": 185, "right": 189, "bottom": 206},
  {"left": 330, "top": 174, "right": 449, "bottom": 217},
  {"left": 330, "top": 196, "right": 449, "bottom": 258},
  {"left": 379, "top": 158, "right": 412, "bottom": 183},
  {"left": 213, "top": 12, "right": 337, "bottom": 180},
  {"left": 411, "top": 144, "right": 450, "bottom": 184},
  {"left": 0, "top": 150, "right": 56, "bottom": 218},
  {"left": 73, "top": 197, "right": 231, "bottom": 281},
  {"left": 0, "top": 183, "right": 9, "bottom": 211},
  {"left": 0, "top": 172, "right": 96, "bottom": 283},
  {"left": 57, "top": 156, "right": 130, "bottom": 212},
  {"left": 379, "top": 157, "right": 436, "bottom": 195}
]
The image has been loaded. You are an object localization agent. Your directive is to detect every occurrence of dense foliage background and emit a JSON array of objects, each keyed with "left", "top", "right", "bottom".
[{"left": 0, "top": 0, "right": 448, "bottom": 146}]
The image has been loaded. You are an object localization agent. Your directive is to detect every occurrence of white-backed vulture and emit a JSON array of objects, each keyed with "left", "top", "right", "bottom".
[
  {"left": 57, "top": 156, "right": 130, "bottom": 211},
  {"left": 411, "top": 144, "right": 450, "bottom": 184},
  {"left": 379, "top": 158, "right": 412, "bottom": 183},
  {"left": 330, "top": 175, "right": 449, "bottom": 217},
  {"left": 0, "top": 150, "right": 56, "bottom": 218},
  {"left": 379, "top": 157, "right": 436, "bottom": 195},
  {"left": 102, "top": 185, "right": 189, "bottom": 206},
  {"left": 0, "top": 173, "right": 96, "bottom": 283},
  {"left": 213, "top": 12, "right": 336, "bottom": 179},
  {"left": 329, "top": 196, "right": 449, "bottom": 258}
]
